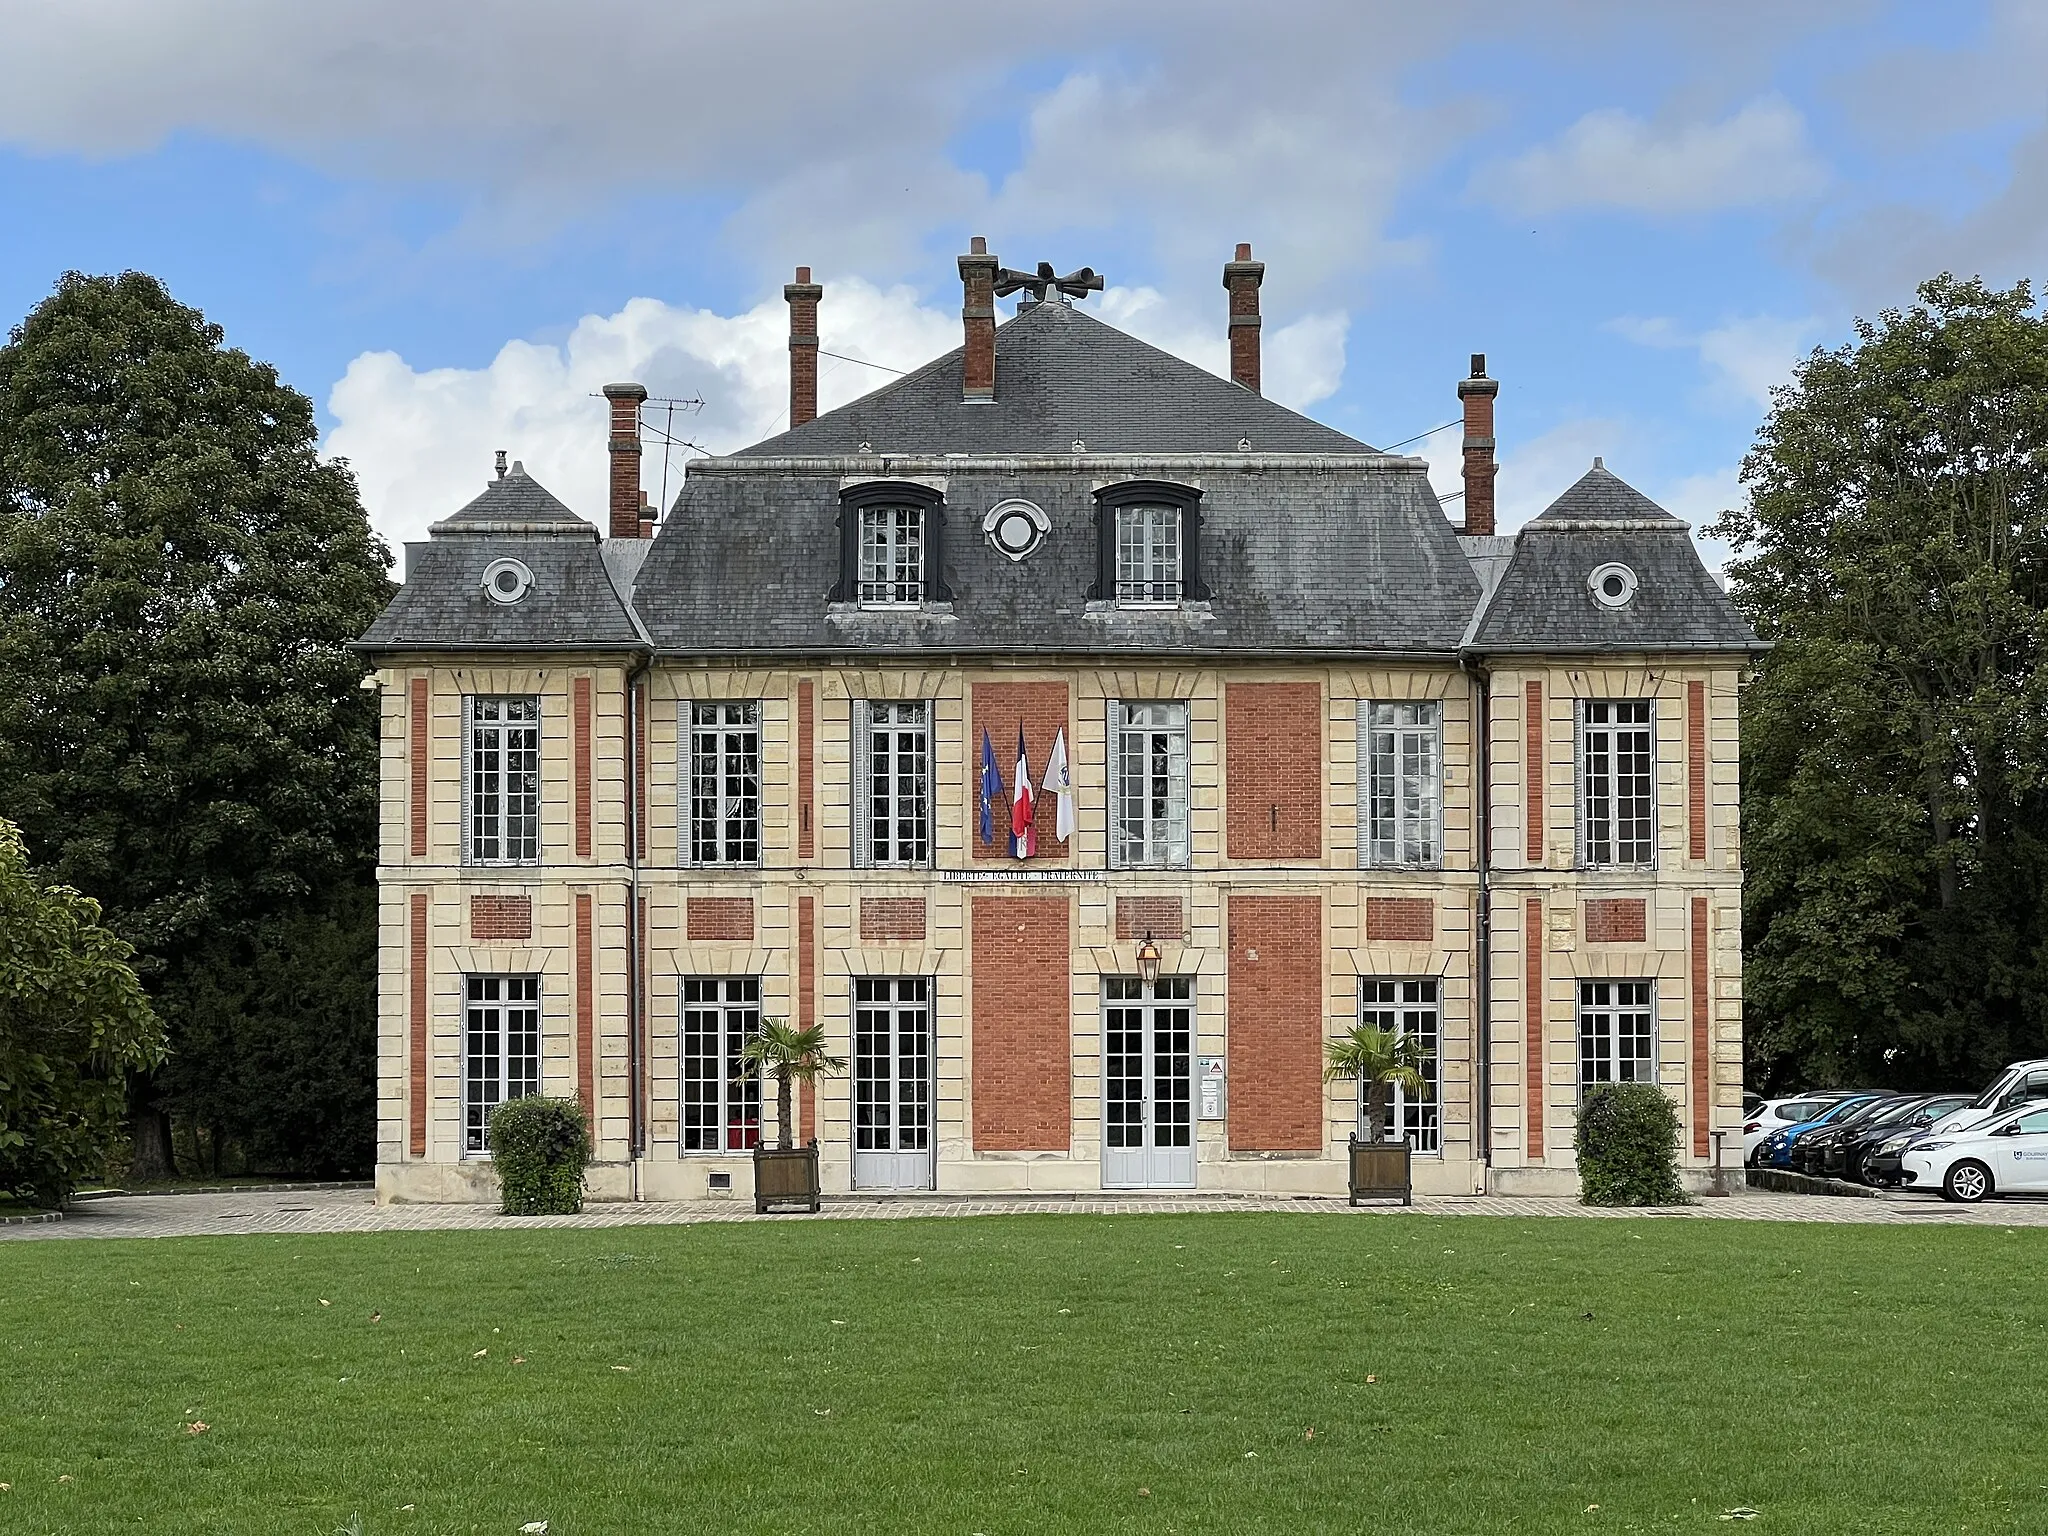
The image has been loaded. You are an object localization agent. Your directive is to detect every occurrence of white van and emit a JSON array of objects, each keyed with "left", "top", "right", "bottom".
[{"left": 1928, "top": 1059, "right": 2048, "bottom": 1137}]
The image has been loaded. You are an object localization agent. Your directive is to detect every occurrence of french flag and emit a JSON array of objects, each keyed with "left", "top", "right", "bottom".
[{"left": 1010, "top": 726, "right": 1037, "bottom": 859}]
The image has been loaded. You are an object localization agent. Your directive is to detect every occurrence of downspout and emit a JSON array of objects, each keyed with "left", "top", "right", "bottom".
[
  {"left": 626, "top": 649, "right": 652, "bottom": 1198},
  {"left": 1464, "top": 654, "right": 1493, "bottom": 1191}
]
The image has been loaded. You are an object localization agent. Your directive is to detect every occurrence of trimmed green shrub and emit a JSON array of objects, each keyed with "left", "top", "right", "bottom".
[
  {"left": 1575, "top": 1083, "right": 1690, "bottom": 1207},
  {"left": 486, "top": 1097, "right": 589, "bottom": 1215}
]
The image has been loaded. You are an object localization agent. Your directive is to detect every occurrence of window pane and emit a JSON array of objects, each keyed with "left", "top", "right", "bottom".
[
  {"left": 681, "top": 977, "right": 760, "bottom": 1152},
  {"left": 469, "top": 696, "right": 540, "bottom": 863},
  {"left": 864, "top": 701, "right": 929, "bottom": 866},
  {"left": 1113, "top": 702, "right": 1188, "bottom": 866},
  {"left": 858, "top": 505, "right": 923, "bottom": 604},
  {"left": 1114, "top": 505, "right": 1182, "bottom": 602},
  {"left": 1583, "top": 700, "right": 1652, "bottom": 866}
]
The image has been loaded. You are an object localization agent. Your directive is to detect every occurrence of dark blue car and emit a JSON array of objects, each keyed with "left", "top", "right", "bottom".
[{"left": 1749, "top": 1093, "right": 1888, "bottom": 1168}]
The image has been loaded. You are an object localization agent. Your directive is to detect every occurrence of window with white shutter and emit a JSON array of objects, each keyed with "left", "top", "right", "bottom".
[
  {"left": 1358, "top": 701, "right": 1441, "bottom": 867},
  {"left": 1110, "top": 701, "right": 1189, "bottom": 868},
  {"left": 854, "top": 700, "right": 930, "bottom": 867}
]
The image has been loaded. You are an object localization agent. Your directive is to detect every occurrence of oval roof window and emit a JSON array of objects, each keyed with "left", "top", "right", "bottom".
[
  {"left": 1588, "top": 561, "right": 1638, "bottom": 610},
  {"left": 482, "top": 556, "right": 534, "bottom": 605},
  {"left": 983, "top": 498, "right": 1049, "bottom": 562}
]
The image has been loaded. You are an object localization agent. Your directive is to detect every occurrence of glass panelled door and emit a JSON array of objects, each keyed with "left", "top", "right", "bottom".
[
  {"left": 853, "top": 977, "right": 933, "bottom": 1190},
  {"left": 1102, "top": 977, "right": 1194, "bottom": 1188}
]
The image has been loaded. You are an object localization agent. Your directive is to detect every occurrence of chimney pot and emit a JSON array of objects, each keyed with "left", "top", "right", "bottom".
[
  {"left": 1456, "top": 356, "right": 1499, "bottom": 537},
  {"left": 970, "top": 235, "right": 987, "bottom": 255},
  {"left": 1222, "top": 242, "right": 1266, "bottom": 393},
  {"left": 603, "top": 381, "right": 648, "bottom": 539},
  {"left": 784, "top": 264, "right": 824, "bottom": 428},
  {"left": 959, "top": 236, "right": 1000, "bottom": 403}
]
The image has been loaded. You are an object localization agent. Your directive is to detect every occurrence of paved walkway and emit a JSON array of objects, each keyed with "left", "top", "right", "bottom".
[{"left": 5, "top": 1186, "right": 2048, "bottom": 1241}]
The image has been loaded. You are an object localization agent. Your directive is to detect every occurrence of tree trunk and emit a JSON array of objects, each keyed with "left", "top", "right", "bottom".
[
  {"left": 1364, "top": 1080, "right": 1389, "bottom": 1145},
  {"left": 126, "top": 1075, "right": 177, "bottom": 1182},
  {"left": 777, "top": 1068, "right": 794, "bottom": 1151}
]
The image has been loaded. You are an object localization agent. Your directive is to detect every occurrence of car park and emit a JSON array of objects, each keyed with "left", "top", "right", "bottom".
[
  {"left": 1927, "top": 1059, "right": 2048, "bottom": 1137},
  {"left": 1901, "top": 1103, "right": 2048, "bottom": 1202},
  {"left": 1749, "top": 1093, "right": 1888, "bottom": 1169},
  {"left": 1790, "top": 1093, "right": 1913, "bottom": 1178},
  {"left": 1742, "top": 1092, "right": 1858, "bottom": 1160},
  {"left": 1848, "top": 1094, "right": 1976, "bottom": 1185}
]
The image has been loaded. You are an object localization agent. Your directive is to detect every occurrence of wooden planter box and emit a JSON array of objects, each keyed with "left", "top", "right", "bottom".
[
  {"left": 754, "top": 1142, "right": 821, "bottom": 1214},
  {"left": 1348, "top": 1136, "right": 1412, "bottom": 1206}
]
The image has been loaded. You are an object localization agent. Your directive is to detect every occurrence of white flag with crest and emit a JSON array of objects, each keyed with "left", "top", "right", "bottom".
[{"left": 1042, "top": 727, "right": 1076, "bottom": 842}]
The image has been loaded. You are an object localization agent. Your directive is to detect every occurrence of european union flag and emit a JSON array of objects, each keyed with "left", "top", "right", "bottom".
[{"left": 978, "top": 728, "right": 1001, "bottom": 845}]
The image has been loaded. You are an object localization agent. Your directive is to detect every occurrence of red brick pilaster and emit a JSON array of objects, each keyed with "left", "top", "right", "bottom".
[
  {"left": 1525, "top": 897, "right": 1544, "bottom": 1161},
  {"left": 1692, "top": 897, "right": 1711, "bottom": 1159},
  {"left": 409, "top": 893, "right": 428, "bottom": 1157}
]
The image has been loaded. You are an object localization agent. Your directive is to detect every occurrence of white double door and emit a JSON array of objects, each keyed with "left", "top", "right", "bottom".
[
  {"left": 1102, "top": 977, "right": 1195, "bottom": 1189},
  {"left": 852, "top": 977, "right": 933, "bottom": 1190}
]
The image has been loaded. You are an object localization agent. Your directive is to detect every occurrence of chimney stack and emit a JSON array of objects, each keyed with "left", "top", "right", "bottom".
[
  {"left": 1458, "top": 354, "right": 1499, "bottom": 537},
  {"left": 784, "top": 265, "right": 823, "bottom": 427},
  {"left": 1222, "top": 242, "right": 1265, "bottom": 393},
  {"left": 959, "top": 235, "right": 999, "bottom": 403},
  {"left": 603, "top": 381, "right": 648, "bottom": 539}
]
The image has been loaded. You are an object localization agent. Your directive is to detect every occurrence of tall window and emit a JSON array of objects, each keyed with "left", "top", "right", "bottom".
[
  {"left": 1114, "top": 503, "right": 1182, "bottom": 602},
  {"left": 1581, "top": 700, "right": 1654, "bottom": 866},
  {"left": 467, "top": 696, "right": 540, "bottom": 863},
  {"left": 1112, "top": 702, "right": 1189, "bottom": 868},
  {"left": 464, "top": 974, "right": 539, "bottom": 1153},
  {"left": 681, "top": 977, "right": 761, "bottom": 1152},
  {"left": 1361, "top": 701, "right": 1441, "bottom": 866},
  {"left": 1578, "top": 980, "right": 1655, "bottom": 1090},
  {"left": 688, "top": 702, "right": 760, "bottom": 865},
  {"left": 857, "top": 504, "right": 924, "bottom": 605},
  {"left": 856, "top": 700, "right": 930, "bottom": 867},
  {"left": 1360, "top": 978, "right": 1439, "bottom": 1152}
]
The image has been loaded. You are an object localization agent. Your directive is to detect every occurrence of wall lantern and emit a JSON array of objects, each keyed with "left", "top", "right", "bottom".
[{"left": 1136, "top": 932, "right": 1162, "bottom": 987}]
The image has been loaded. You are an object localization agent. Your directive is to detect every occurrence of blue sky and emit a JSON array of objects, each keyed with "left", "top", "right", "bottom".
[{"left": 4, "top": 1, "right": 2045, "bottom": 554}]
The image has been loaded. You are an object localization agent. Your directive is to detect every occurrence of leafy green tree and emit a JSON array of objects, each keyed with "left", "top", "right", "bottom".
[
  {"left": 0, "top": 271, "right": 391, "bottom": 1175},
  {"left": 0, "top": 818, "right": 166, "bottom": 1206},
  {"left": 1715, "top": 274, "right": 2048, "bottom": 1091}
]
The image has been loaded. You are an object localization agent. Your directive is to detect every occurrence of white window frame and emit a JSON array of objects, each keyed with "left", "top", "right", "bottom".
[
  {"left": 853, "top": 699, "right": 931, "bottom": 868},
  {"left": 1359, "top": 977, "right": 1440, "bottom": 1153},
  {"left": 857, "top": 504, "right": 924, "bottom": 606},
  {"left": 463, "top": 695, "right": 541, "bottom": 865},
  {"left": 1114, "top": 503, "right": 1182, "bottom": 604},
  {"left": 1578, "top": 699, "right": 1655, "bottom": 867},
  {"left": 1110, "top": 700, "right": 1189, "bottom": 869},
  {"left": 1577, "top": 979, "right": 1656, "bottom": 1092},
  {"left": 680, "top": 976, "right": 762, "bottom": 1153},
  {"left": 1359, "top": 700, "right": 1442, "bottom": 867},
  {"left": 463, "top": 973, "right": 540, "bottom": 1155},
  {"left": 687, "top": 701, "right": 761, "bottom": 866}
]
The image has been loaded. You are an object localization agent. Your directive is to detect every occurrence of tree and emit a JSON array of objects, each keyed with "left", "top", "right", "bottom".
[
  {"left": 1715, "top": 274, "right": 2048, "bottom": 1092},
  {"left": 0, "top": 818, "right": 166, "bottom": 1207},
  {"left": 0, "top": 271, "right": 392, "bottom": 1175},
  {"left": 1322, "top": 1022, "right": 1429, "bottom": 1144},
  {"left": 741, "top": 1018, "right": 846, "bottom": 1149}
]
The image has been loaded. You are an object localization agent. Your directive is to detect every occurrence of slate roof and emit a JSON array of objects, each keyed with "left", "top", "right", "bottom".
[
  {"left": 1530, "top": 460, "right": 1682, "bottom": 525},
  {"left": 737, "top": 300, "right": 1371, "bottom": 458}
]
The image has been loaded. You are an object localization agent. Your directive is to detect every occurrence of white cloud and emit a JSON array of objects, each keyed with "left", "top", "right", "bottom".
[
  {"left": 1494, "top": 418, "right": 1625, "bottom": 529},
  {"left": 1097, "top": 285, "right": 1348, "bottom": 411},
  {"left": 1474, "top": 97, "right": 1827, "bottom": 216},
  {"left": 1609, "top": 312, "right": 1821, "bottom": 409}
]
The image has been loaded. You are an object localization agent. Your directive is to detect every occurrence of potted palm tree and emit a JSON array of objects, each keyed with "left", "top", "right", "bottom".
[
  {"left": 1324, "top": 1022, "right": 1431, "bottom": 1205},
  {"left": 741, "top": 1017, "right": 845, "bottom": 1214}
]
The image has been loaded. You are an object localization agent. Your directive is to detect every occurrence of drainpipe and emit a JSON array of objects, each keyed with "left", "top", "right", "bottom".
[
  {"left": 1465, "top": 655, "right": 1493, "bottom": 1190},
  {"left": 626, "top": 649, "right": 652, "bottom": 1197}
]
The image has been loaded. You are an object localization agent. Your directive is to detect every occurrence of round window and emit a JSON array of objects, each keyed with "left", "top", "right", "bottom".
[
  {"left": 982, "top": 498, "right": 1049, "bottom": 562},
  {"left": 1588, "top": 561, "right": 1638, "bottom": 609},
  {"left": 482, "top": 556, "right": 534, "bottom": 605}
]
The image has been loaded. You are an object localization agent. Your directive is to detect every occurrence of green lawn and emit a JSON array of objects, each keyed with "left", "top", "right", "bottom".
[{"left": 2, "top": 1215, "right": 2044, "bottom": 1535}]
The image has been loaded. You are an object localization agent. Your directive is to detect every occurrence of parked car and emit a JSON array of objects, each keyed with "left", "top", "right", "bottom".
[
  {"left": 1790, "top": 1094, "right": 1911, "bottom": 1178},
  {"left": 1750, "top": 1093, "right": 1888, "bottom": 1169},
  {"left": 1742, "top": 1092, "right": 1858, "bottom": 1160},
  {"left": 1901, "top": 1103, "right": 2048, "bottom": 1202},
  {"left": 1927, "top": 1059, "right": 2048, "bottom": 1137},
  {"left": 1849, "top": 1095, "right": 1977, "bottom": 1186}
]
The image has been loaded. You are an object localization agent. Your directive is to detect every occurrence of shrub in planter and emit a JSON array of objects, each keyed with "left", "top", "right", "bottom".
[
  {"left": 1575, "top": 1083, "right": 1690, "bottom": 1207},
  {"left": 487, "top": 1096, "right": 589, "bottom": 1215}
]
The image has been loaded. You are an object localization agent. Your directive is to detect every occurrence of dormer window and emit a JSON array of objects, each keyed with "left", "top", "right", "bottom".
[
  {"left": 1093, "top": 481, "right": 1206, "bottom": 606},
  {"left": 835, "top": 482, "right": 950, "bottom": 607}
]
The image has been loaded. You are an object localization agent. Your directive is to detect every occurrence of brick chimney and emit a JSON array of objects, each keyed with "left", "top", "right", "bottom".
[
  {"left": 1222, "top": 242, "right": 1265, "bottom": 393},
  {"left": 603, "top": 382, "right": 648, "bottom": 539},
  {"left": 784, "top": 265, "right": 822, "bottom": 427},
  {"left": 1458, "top": 354, "right": 1499, "bottom": 537},
  {"left": 959, "top": 236, "right": 998, "bottom": 403}
]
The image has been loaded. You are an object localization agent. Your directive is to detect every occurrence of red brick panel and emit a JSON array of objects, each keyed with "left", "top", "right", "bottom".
[
  {"left": 573, "top": 676, "right": 593, "bottom": 858},
  {"left": 634, "top": 682, "right": 648, "bottom": 862},
  {"left": 860, "top": 897, "right": 928, "bottom": 942},
  {"left": 686, "top": 897, "right": 755, "bottom": 942},
  {"left": 1688, "top": 681, "right": 1708, "bottom": 862},
  {"left": 1225, "top": 682, "right": 1323, "bottom": 860},
  {"left": 575, "top": 893, "right": 595, "bottom": 1128},
  {"left": 970, "top": 895, "right": 1072, "bottom": 1150},
  {"left": 1525, "top": 681, "right": 1544, "bottom": 866},
  {"left": 1115, "top": 896, "right": 1185, "bottom": 940},
  {"left": 1525, "top": 898, "right": 1544, "bottom": 1160},
  {"left": 408, "top": 893, "right": 428, "bottom": 1157},
  {"left": 1225, "top": 894, "right": 1324, "bottom": 1151},
  {"left": 798, "top": 895, "right": 817, "bottom": 1143},
  {"left": 469, "top": 894, "right": 533, "bottom": 941},
  {"left": 797, "top": 678, "right": 816, "bottom": 862},
  {"left": 1692, "top": 897, "right": 1711, "bottom": 1159},
  {"left": 1583, "top": 898, "right": 1647, "bottom": 945},
  {"left": 1365, "top": 896, "right": 1434, "bottom": 943},
  {"left": 409, "top": 677, "right": 429, "bottom": 857},
  {"left": 969, "top": 681, "right": 1072, "bottom": 862}
]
